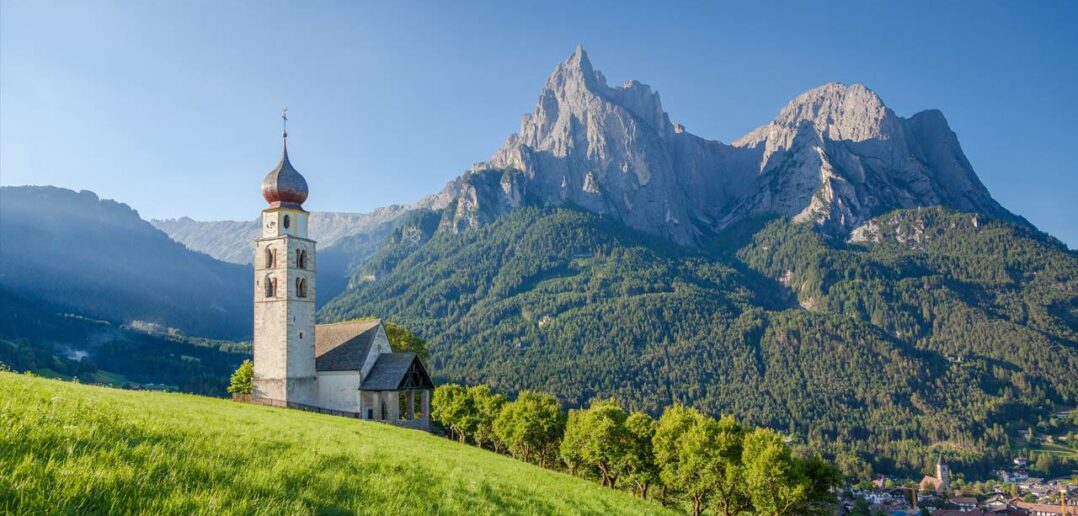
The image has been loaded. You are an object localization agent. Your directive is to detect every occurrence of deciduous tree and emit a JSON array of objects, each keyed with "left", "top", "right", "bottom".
[
  {"left": 493, "top": 391, "right": 565, "bottom": 467},
  {"left": 227, "top": 359, "right": 253, "bottom": 395}
]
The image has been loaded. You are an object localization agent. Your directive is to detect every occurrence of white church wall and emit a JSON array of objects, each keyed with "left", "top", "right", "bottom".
[{"left": 317, "top": 371, "right": 361, "bottom": 412}]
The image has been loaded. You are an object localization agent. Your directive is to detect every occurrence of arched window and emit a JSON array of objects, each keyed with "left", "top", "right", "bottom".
[
  {"left": 296, "top": 277, "right": 307, "bottom": 298},
  {"left": 297, "top": 249, "right": 306, "bottom": 269},
  {"left": 283, "top": 214, "right": 291, "bottom": 229},
  {"left": 265, "top": 275, "right": 276, "bottom": 298},
  {"left": 264, "top": 247, "right": 275, "bottom": 269}
]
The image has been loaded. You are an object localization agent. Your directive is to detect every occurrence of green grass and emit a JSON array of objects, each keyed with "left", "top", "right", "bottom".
[
  {"left": 92, "top": 370, "right": 129, "bottom": 386},
  {"left": 1033, "top": 441, "right": 1077, "bottom": 457},
  {"left": 0, "top": 373, "right": 668, "bottom": 515}
]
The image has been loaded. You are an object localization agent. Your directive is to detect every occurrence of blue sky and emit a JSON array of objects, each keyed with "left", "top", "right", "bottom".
[{"left": 1, "top": 1, "right": 1075, "bottom": 246}]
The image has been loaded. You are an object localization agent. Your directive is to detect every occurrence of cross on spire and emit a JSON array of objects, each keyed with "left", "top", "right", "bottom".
[{"left": 282, "top": 107, "right": 289, "bottom": 140}]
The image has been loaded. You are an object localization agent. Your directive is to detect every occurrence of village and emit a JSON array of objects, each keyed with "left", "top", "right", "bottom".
[{"left": 841, "top": 453, "right": 1077, "bottom": 515}]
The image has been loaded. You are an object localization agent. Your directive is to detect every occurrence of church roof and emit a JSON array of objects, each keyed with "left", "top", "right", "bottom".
[
  {"left": 361, "top": 352, "right": 434, "bottom": 391},
  {"left": 262, "top": 140, "right": 309, "bottom": 209},
  {"left": 314, "top": 319, "right": 381, "bottom": 372}
]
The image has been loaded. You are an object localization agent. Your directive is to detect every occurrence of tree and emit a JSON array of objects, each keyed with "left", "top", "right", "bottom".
[
  {"left": 383, "top": 321, "right": 430, "bottom": 361},
  {"left": 227, "top": 359, "right": 253, "bottom": 395},
  {"left": 493, "top": 391, "right": 565, "bottom": 467},
  {"left": 560, "top": 399, "right": 629, "bottom": 487},
  {"left": 468, "top": 385, "right": 506, "bottom": 450},
  {"left": 622, "top": 411, "right": 659, "bottom": 499},
  {"left": 796, "top": 453, "right": 842, "bottom": 514},
  {"left": 850, "top": 497, "right": 871, "bottom": 516},
  {"left": 560, "top": 409, "right": 589, "bottom": 477},
  {"left": 431, "top": 384, "right": 474, "bottom": 442},
  {"left": 653, "top": 406, "right": 748, "bottom": 516},
  {"left": 742, "top": 428, "right": 811, "bottom": 516}
]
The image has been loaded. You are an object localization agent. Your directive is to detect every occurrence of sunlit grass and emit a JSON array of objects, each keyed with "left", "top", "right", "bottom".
[{"left": 0, "top": 373, "right": 667, "bottom": 515}]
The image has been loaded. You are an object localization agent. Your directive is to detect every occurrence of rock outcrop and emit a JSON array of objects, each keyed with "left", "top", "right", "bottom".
[
  {"left": 723, "top": 83, "right": 1017, "bottom": 233},
  {"left": 158, "top": 48, "right": 1021, "bottom": 256},
  {"left": 428, "top": 48, "right": 1018, "bottom": 245}
]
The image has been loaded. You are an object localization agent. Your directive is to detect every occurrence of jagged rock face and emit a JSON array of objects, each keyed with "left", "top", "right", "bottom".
[
  {"left": 425, "top": 49, "right": 1016, "bottom": 245},
  {"left": 436, "top": 169, "right": 527, "bottom": 234},
  {"left": 722, "top": 83, "right": 1015, "bottom": 233},
  {"left": 486, "top": 46, "right": 708, "bottom": 244}
]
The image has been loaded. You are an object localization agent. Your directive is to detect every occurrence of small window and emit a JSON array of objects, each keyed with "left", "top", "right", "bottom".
[
  {"left": 283, "top": 214, "right": 291, "bottom": 229},
  {"left": 264, "top": 247, "right": 275, "bottom": 269},
  {"left": 296, "top": 277, "right": 307, "bottom": 298},
  {"left": 296, "top": 249, "right": 306, "bottom": 269},
  {"left": 264, "top": 275, "right": 276, "bottom": 298}
]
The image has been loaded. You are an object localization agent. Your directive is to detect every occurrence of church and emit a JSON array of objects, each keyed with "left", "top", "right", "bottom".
[
  {"left": 919, "top": 452, "right": 951, "bottom": 495},
  {"left": 249, "top": 127, "right": 434, "bottom": 430}
]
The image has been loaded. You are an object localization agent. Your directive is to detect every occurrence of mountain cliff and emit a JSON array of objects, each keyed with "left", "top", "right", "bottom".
[
  {"left": 429, "top": 47, "right": 1020, "bottom": 244},
  {"left": 154, "top": 47, "right": 1021, "bottom": 263},
  {"left": 724, "top": 83, "right": 1019, "bottom": 232}
]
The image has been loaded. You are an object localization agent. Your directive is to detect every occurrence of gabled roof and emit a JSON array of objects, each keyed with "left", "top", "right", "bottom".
[
  {"left": 315, "top": 319, "right": 381, "bottom": 372},
  {"left": 360, "top": 352, "right": 434, "bottom": 391}
]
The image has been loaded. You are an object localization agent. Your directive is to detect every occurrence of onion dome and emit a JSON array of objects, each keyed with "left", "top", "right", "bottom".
[{"left": 262, "top": 139, "right": 308, "bottom": 208}]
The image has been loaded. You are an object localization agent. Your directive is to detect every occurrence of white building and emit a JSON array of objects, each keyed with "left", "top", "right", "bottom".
[{"left": 250, "top": 128, "right": 433, "bottom": 430}]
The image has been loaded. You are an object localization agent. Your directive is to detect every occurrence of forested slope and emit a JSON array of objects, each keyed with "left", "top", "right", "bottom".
[{"left": 321, "top": 206, "right": 1078, "bottom": 478}]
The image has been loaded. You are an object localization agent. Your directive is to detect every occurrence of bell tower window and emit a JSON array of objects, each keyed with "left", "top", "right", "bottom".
[
  {"left": 283, "top": 214, "right": 291, "bottom": 229},
  {"left": 265, "top": 247, "right": 276, "bottom": 269},
  {"left": 264, "top": 275, "right": 277, "bottom": 298},
  {"left": 296, "top": 277, "right": 307, "bottom": 298},
  {"left": 297, "top": 249, "right": 307, "bottom": 269}
]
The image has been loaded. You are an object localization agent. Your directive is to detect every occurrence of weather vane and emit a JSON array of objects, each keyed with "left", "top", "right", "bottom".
[{"left": 282, "top": 107, "right": 288, "bottom": 139}]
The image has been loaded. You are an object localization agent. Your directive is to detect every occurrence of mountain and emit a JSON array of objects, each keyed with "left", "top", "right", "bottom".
[
  {"left": 724, "top": 83, "right": 1020, "bottom": 233},
  {"left": 9, "top": 48, "right": 1075, "bottom": 480},
  {"left": 156, "top": 47, "right": 1021, "bottom": 265},
  {"left": 0, "top": 186, "right": 251, "bottom": 339},
  {"left": 428, "top": 47, "right": 1021, "bottom": 244},
  {"left": 152, "top": 206, "right": 412, "bottom": 303},
  {"left": 313, "top": 47, "right": 1075, "bottom": 480},
  {"left": 322, "top": 205, "right": 1078, "bottom": 478},
  {"left": 151, "top": 207, "right": 409, "bottom": 265}
]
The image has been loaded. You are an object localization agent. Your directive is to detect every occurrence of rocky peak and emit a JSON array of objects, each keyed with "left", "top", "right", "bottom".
[
  {"left": 546, "top": 45, "right": 603, "bottom": 92},
  {"left": 436, "top": 51, "right": 1018, "bottom": 247},
  {"left": 721, "top": 82, "right": 1017, "bottom": 233},
  {"left": 774, "top": 83, "right": 897, "bottom": 142},
  {"left": 735, "top": 83, "right": 905, "bottom": 168}
]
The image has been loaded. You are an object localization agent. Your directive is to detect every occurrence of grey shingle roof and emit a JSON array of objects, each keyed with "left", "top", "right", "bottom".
[
  {"left": 360, "top": 352, "right": 434, "bottom": 391},
  {"left": 314, "top": 319, "right": 381, "bottom": 372}
]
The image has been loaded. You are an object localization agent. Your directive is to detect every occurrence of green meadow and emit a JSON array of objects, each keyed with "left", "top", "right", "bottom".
[{"left": 0, "top": 373, "right": 667, "bottom": 515}]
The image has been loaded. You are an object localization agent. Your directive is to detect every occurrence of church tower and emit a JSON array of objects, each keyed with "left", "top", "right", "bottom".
[
  {"left": 252, "top": 120, "right": 317, "bottom": 405},
  {"left": 935, "top": 452, "right": 951, "bottom": 494}
]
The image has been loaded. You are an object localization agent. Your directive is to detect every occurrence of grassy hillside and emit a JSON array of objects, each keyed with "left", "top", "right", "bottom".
[{"left": 0, "top": 373, "right": 666, "bottom": 515}]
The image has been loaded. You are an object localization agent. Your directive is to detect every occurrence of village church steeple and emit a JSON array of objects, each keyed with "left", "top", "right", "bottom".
[{"left": 252, "top": 112, "right": 318, "bottom": 405}]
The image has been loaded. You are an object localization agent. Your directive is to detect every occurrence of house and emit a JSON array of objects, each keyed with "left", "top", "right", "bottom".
[
  {"left": 984, "top": 493, "right": 1012, "bottom": 512},
  {"left": 1012, "top": 500, "right": 1076, "bottom": 516},
  {"left": 948, "top": 497, "right": 978, "bottom": 511},
  {"left": 247, "top": 128, "right": 435, "bottom": 430}
]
